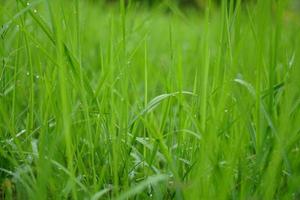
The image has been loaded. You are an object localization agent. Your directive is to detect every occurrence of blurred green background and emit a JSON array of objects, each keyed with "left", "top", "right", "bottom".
[
  {"left": 88, "top": 0, "right": 252, "bottom": 7},
  {"left": 87, "top": 0, "right": 300, "bottom": 10}
]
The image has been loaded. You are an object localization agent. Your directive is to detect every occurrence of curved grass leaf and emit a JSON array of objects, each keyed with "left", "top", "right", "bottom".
[
  {"left": 130, "top": 91, "right": 196, "bottom": 126},
  {"left": 116, "top": 174, "right": 168, "bottom": 200}
]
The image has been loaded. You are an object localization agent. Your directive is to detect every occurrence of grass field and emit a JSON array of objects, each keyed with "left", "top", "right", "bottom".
[{"left": 1, "top": 0, "right": 300, "bottom": 199}]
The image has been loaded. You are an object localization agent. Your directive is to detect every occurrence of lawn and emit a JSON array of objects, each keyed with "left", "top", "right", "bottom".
[{"left": 1, "top": 0, "right": 300, "bottom": 199}]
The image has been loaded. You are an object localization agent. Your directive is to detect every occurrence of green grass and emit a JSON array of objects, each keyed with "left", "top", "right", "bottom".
[{"left": 1, "top": 0, "right": 300, "bottom": 199}]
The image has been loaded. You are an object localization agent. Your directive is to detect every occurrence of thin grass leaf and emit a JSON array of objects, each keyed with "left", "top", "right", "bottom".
[{"left": 115, "top": 174, "right": 168, "bottom": 200}]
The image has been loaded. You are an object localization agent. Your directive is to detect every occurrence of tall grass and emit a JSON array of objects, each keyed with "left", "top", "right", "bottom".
[{"left": 1, "top": 0, "right": 300, "bottom": 199}]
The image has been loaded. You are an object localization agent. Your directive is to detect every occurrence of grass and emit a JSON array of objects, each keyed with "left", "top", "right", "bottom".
[{"left": 1, "top": 0, "right": 300, "bottom": 199}]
